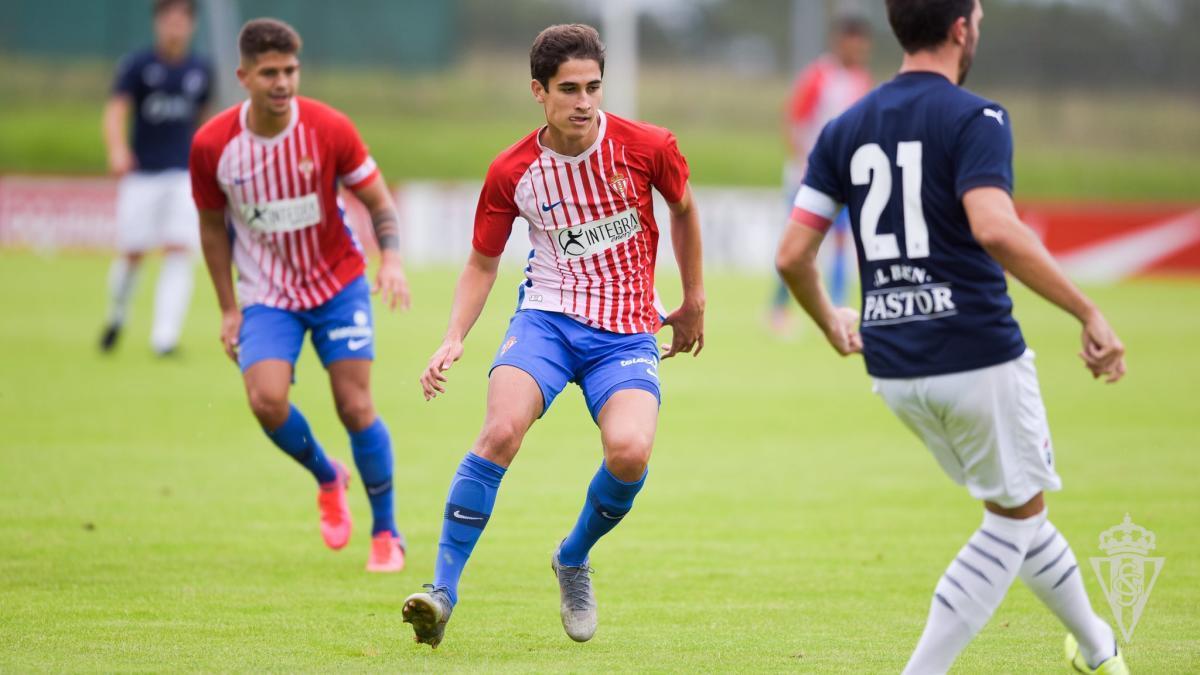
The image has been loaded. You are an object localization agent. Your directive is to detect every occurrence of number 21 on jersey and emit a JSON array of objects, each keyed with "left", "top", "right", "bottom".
[{"left": 851, "top": 141, "right": 929, "bottom": 262}]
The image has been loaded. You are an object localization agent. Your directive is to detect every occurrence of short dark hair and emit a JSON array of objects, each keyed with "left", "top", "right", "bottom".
[
  {"left": 238, "top": 18, "right": 302, "bottom": 62},
  {"left": 832, "top": 14, "right": 872, "bottom": 38},
  {"left": 530, "top": 24, "right": 605, "bottom": 88},
  {"left": 153, "top": 0, "right": 195, "bottom": 18},
  {"left": 886, "top": 0, "right": 974, "bottom": 53}
]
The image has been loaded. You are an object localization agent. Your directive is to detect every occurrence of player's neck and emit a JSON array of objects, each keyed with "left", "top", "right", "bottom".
[
  {"left": 898, "top": 50, "right": 958, "bottom": 84},
  {"left": 155, "top": 42, "right": 188, "bottom": 64},
  {"left": 540, "top": 120, "right": 600, "bottom": 157},
  {"left": 246, "top": 101, "right": 292, "bottom": 138}
]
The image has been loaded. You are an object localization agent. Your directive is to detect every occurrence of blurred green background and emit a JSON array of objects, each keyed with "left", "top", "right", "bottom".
[{"left": 2, "top": 0, "right": 1198, "bottom": 199}]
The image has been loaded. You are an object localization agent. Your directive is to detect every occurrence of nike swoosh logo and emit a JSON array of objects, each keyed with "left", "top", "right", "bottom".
[
  {"left": 347, "top": 337, "right": 371, "bottom": 351},
  {"left": 541, "top": 200, "right": 563, "bottom": 212},
  {"left": 453, "top": 510, "right": 483, "bottom": 521},
  {"left": 600, "top": 511, "right": 622, "bottom": 520},
  {"left": 646, "top": 367, "right": 658, "bottom": 379}
]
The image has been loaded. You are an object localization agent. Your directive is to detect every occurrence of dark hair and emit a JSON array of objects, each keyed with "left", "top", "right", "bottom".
[
  {"left": 238, "top": 18, "right": 302, "bottom": 61},
  {"left": 153, "top": 0, "right": 195, "bottom": 18},
  {"left": 832, "top": 14, "right": 872, "bottom": 38},
  {"left": 530, "top": 24, "right": 605, "bottom": 88},
  {"left": 886, "top": 0, "right": 974, "bottom": 53}
]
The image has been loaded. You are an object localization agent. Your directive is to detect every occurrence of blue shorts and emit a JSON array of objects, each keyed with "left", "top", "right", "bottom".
[
  {"left": 490, "top": 310, "right": 661, "bottom": 422},
  {"left": 238, "top": 276, "right": 374, "bottom": 372}
]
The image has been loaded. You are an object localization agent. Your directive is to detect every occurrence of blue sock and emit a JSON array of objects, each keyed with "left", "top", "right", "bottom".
[
  {"left": 349, "top": 418, "right": 395, "bottom": 536},
  {"left": 558, "top": 462, "right": 646, "bottom": 567},
  {"left": 433, "top": 452, "right": 506, "bottom": 607},
  {"left": 265, "top": 405, "right": 336, "bottom": 484}
]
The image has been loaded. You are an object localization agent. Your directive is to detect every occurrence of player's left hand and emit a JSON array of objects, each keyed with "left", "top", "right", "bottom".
[
  {"left": 373, "top": 251, "right": 411, "bottom": 312},
  {"left": 661, "top": 300, "right": 705, "bottom": 359},
  {"left": 824, "top": 306, "right": 863, "bottom": 356},
  {"left": 219, "top": 308, "right": 242, "bottom": 364},
  {"left": 1079, "top": 310, "right": 1126, "bottom": 383}
]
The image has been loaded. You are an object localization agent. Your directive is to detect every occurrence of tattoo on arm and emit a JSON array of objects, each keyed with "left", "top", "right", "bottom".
[{"left": 370, "top": 207, "right": 400, "bottom": 253}]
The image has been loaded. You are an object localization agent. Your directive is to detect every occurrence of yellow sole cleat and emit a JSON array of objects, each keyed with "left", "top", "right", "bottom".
[{"left": 1065, "top": 633, "right": 1129, "bottom": 674}]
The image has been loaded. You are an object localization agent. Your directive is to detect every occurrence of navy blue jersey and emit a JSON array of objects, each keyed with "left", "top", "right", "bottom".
[
  {"left": 795, "top": 71, "right": 1025, "bottom": 378},
  {"left": 112, "top": 49, "right": 212, "bottom": 172}
]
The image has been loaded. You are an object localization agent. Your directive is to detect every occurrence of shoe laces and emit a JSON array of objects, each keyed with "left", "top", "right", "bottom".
[
  {"left": 557, "top": 563, "right": 596, "bottom": 611},
  {"left": 371, "top": 533, "right": 393, "bottom": 556},
  {"left": 421, "top": 584, "right": 452, "bottom": 613},
  {"left": 317, "top": 489, "right": 346, "bottom": 523}
]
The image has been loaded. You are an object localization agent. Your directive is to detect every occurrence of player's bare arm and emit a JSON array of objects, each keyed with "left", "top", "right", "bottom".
[
  {"left": 353, "top": 175, "right": 411, "bottom": 312},
  {"left": 776, "top": 217, "right": 862, "bottom": 356},
  {"left": 963, "top": 187, "right": 1126, "bottom": 382},
  {"left": 661, "top": 184, "right": 706, "bottom": 359},
  {"left": 196, "top": 208, "right": 240, "bottom": 362},
  {"left": 102, "top": 94, "right": 134, "bottom": 175},
  {"left": 419, "top": 250, "right": 502, "bottom": 400}
]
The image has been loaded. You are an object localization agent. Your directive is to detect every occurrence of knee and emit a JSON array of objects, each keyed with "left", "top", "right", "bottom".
[
  {"left": 335, "top": 394, "right": 375, "bottom": 432},
  {"left": 602, "top": 428, "right": 653, "bottom": 480},
  {"left": 247, "top": 387, "right": 289, "bottom": 430},
  {"left": 475, "top": 418, "right": 526, "bottom": 466}
]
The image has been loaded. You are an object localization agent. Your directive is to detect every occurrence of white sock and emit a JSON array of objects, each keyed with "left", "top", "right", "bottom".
[
  {"left": 151, "top": 252, "right": 194, "bottom": 352},
  {"left": 902, "top": 510, "right": 1045, "bottom": 675},
  {"left": 1020, "top": 519, "right": 1117, "bottom": 668},
  {"left": 107, "top": 257, "right": 140, "bottom": 325}
]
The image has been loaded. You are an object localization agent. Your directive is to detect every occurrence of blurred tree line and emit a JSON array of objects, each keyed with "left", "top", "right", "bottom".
[
  {"left": 459, "top": 0, "right": 1199, "bottom": 95},
  {"left": 0, "top": 0, "right": 1195, "bottom": 95}
]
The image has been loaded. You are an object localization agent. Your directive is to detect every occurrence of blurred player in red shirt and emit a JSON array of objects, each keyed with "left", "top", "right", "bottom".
[
  {"left": 189, "top": 18, "right": 412, "bottom": 573},
  {"left": 772, "top": 15, "right": 872, "bottom": 336}
]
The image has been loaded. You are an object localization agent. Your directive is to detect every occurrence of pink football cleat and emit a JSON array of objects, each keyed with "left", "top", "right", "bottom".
[
  {"left": 366, "top": 531, "right": 407, "bottom": 573},
  {"left": 317, "top": 461, "right": 352, "bottom": 550}
]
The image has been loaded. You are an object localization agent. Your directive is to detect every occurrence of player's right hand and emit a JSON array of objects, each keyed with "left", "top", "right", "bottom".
[
  {"left": 1080, "top": 311, "right": 1126, "bottom": 383},
  {"left": 220, "top": 309, "right": 242, "bottom": 364},
  {"left": 420, "top": 339, "right": 464, "bottom": 400},
  {"left": 824, "top": 306, "right": 863, "bottom": 356},
  {"left": 108, "top": 147, "right": 135, "bottom": 176}
]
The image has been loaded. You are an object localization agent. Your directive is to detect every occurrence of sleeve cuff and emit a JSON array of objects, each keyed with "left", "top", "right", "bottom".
[
  {"left": 956, "top": 176, "right": 1012, "bottom": 200},
  {"left": 341, "top": 156, "right": 379, "bottom": 190},
  {"left": 471, "top": 238, "right": 505, "bottom": 258},
  {"left": 793, "top": 184, "right": 841, "bottom": 221},
  {"left": 790, "top": 206, "right": 833, "bottom": 233}
]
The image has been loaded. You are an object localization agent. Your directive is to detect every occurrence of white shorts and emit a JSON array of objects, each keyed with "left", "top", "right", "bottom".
[
  {"left": 873, "top": 349, "right": 1062, "bottom": 508},
  {"left": 115, "top": 170, "right": 199, "bottom": 253}
]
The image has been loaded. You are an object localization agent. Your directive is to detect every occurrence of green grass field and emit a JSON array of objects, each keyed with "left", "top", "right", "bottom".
[{"left": 1, "top": 251, "right": 1198, "bottom": 672}]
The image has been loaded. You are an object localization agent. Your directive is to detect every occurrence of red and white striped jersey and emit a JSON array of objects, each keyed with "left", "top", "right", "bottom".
[
  {"left": 787, "top": 54, "right": 872, "bottom": 163},
  {"left": 189, "top": 97, "right": 379, "bottom": 310},
  {"left": 473, "top": 111, "right": 690, "bottom": 334}
]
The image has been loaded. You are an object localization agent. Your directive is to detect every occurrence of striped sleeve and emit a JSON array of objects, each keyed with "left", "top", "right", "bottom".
[
  {"left": 472, "top": 158, "right": 520, "bottom": 257},
  {"left": 332, "top": 112, "right": 380, "bottom": 190},
  {"left": 791, "top": 121, "right": 844, "bottom": 231},
  {"left": 189, "top": 134, "right": 225, "bottom": 210}
]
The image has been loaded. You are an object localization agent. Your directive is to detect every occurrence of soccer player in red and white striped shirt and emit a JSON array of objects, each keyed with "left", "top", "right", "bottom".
[
  {"left": 403, "top": 24, "right": 706, "bottom": 648},
  {"left": 189, "top": 19, "right": 411, "bottom": 572}
]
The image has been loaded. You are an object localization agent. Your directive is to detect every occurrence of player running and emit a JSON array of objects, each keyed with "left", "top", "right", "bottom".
[
  {"left": 100, "top": 0, "right": 212, "bottom": 356},
  {"left": 402, "top": 24, "right": 705, "bottom": 648},
  {"left": 189, "top": 18, "right": 412, "bottom": 572},
  {"left": 776, "top": 1, "right": 1128, "bottom": 673},
  {"left": 771, "top": 14, "right": 872, "bottom": 337}
]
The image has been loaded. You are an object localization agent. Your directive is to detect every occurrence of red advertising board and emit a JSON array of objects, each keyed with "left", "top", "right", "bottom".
[{"left": 2, "top": 176, "right": 1197, "bottom": 279}]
